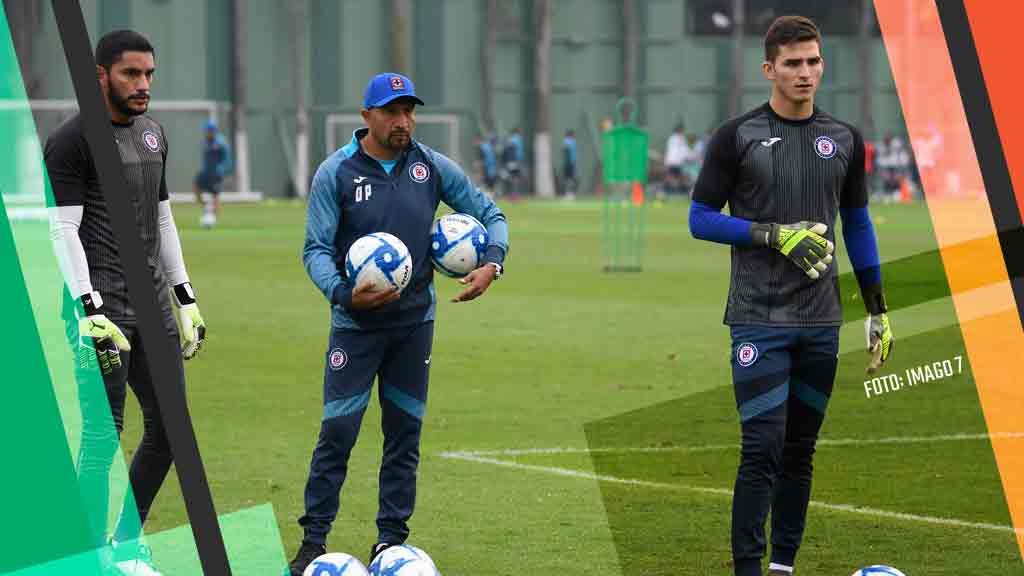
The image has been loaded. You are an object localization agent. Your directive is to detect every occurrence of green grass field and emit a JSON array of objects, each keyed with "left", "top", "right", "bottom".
[{"left": 118, "top": 198, "right": 1022, "bottom": 575}]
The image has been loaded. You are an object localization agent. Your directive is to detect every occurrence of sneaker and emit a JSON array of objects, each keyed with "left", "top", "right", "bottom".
[
  {"left": 112, "top": 542, "right": 162, "bottom": 576},
  {"left": 288, "top": 541, "right": 327, "bottom": 576},
  {"left": 367, "top": 542, "right": 394, "bottom": 566}
]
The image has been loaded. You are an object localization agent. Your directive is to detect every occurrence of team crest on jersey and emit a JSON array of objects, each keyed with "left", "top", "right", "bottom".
[
  {"left": 814, "top": 135, "right": 837, "bottom": 159},
  {"left": 329, "top": 348, "right": 348, "bottom": 371},
  {"left": 736, "top": 342, "right": 759, "bottom": 367},
  {"left": 142, "top": 130, "right": 160, "bottom": 152},
  {"left": 409, "top": 162, "right": 430, "bottom": 183},
  {"left": 390, "top": 75, "right": 405, "bottom": 91}
]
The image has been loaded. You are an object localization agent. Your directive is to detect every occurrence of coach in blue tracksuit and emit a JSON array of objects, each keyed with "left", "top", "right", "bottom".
[{"left": 288, "top": 73, "right": 509, "bottom": 575}]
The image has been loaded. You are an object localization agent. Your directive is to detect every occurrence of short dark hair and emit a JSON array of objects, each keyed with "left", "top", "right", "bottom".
[
  {"left": 95, "top": 30, "right": 154, "bottom": 69},
  {"left": 764, "top": 16, "right": 821, "bottom": 63}
]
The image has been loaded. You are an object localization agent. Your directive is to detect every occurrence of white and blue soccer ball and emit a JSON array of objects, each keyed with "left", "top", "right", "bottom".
[
  {"left": 345, "top": 233, "right": 413, "bottom": 293},
  {"left": 851, "top": 566, "right": 906, "bottom": 576},
  {"left": 429, "top": 213, "right": 488, "bottom": 278},
  {"left": 303, "top": 552, "right": 369, "bottom": 576},
  {"left": 368, "top": 545, "right": 440, "bottom": 576}
]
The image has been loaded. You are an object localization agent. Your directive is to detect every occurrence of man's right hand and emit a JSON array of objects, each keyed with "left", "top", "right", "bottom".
[{"left": 349, "top": 283, "right": 400, "bottom": 310}]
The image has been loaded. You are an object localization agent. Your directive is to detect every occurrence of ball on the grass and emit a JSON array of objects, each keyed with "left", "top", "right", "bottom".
[
  {"left": 368, "top": 544, "right": 440, "bottom": 576},
  {"left": 304, "top": 552, "right": 369, "bottom": 576}
]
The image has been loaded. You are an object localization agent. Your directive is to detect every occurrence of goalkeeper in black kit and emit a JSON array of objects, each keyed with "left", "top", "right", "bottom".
[
  {"left": 45, "top": 30, "right": 205, "bottom": 576},
  {"left": 687, "top": 16, "right": 893, "bottom": 576}
]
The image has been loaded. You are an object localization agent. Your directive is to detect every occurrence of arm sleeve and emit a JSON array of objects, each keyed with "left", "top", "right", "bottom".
[
  {"left": 836, "top": 125, "right": 883, "bottom": 306},
  {"left": 690, "top": 121, "right": 740, "bottom": 210},
  {"left": 48, "top": 205, "right": 93, "bottom": 298},
  {"left": 433, "top": 149, "right": 510, "bottom": 265},
  {"left": 303, "top": 160, "right": 352, "bottom": 308},
  {"left": 839, "top": 206, "right": 882, "bottom": 291},
  {"left": 689, "top": 200, "right": 755, "bottom": 246},
  {"left": 158, "top": 200, "right": 190, "bottom": 286}
]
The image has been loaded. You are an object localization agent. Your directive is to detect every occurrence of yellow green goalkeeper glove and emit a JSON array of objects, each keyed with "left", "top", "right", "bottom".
[
  {"left": 78, "top": 291, "right": 131, "bottom": 376},
  {"left": 863, "top": 284, "right": 894, "bottom": 373},
  {"left": 752, "top": 221, "right": 835, "bottom": 280},
  {"left": 171, "top": 282, "right": 206, "bottom": 360}
]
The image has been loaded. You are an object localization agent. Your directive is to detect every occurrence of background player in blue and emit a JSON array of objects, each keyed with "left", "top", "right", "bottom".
[
  {"left": 688, "top": 16, "right": 894, "bottom": 576},
  {"left": 288, "top": 72, "right": 509, "bottom": 575},
  {"left": 562, "top": 129, "right": 578, "bottom": 198},
  {"left": 192, "top": 119, "right": 232, "bottom": 228}
]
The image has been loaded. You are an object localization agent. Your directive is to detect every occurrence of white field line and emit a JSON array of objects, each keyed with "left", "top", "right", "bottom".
[
  {"left": 440, "top": 451, "right": 1024, "bottom": 535},
  {"left": 441, "top": 431, "right": 1024, "bottom": 458},
  {"left": 439, "top": 432, "right": 1024, "bottom": 535}
]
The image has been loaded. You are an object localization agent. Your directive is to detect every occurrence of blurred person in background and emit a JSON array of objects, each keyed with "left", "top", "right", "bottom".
[{"left": 192, "top": 119, "right": 232, "bottom": 228}]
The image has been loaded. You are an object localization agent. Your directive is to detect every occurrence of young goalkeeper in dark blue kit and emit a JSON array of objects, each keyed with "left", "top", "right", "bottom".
[{"left": 688, "top": 16, "right": 894, "bottom": 576}]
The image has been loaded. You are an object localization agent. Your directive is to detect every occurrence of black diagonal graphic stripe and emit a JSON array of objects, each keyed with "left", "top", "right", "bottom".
[
  {"left": 935, "top": 0, "right": 1024, "bottom": 329},
  {"left": 50, "top": 1, "right": 232, "bottom": 574}
]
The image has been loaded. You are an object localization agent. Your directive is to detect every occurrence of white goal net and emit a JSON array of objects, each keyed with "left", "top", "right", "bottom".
[{"left": 6, "top": 99, "right": 260, "bottom": 216}]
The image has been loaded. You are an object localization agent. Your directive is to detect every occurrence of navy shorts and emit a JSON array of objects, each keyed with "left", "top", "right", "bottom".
[{"left": 194, "top": 172, "right": 222, "bottom": 194}]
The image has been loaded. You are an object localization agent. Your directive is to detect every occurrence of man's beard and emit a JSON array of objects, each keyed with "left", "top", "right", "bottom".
[
  {"left": 110, "top": 86, "right": 148, "bottom": 118},
  {"left": 380, "top": 131, "right": 411, "bottom": 152}
]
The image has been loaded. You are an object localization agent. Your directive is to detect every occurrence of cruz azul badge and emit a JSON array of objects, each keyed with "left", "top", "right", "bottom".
[
  {"left": 736, "top": 342, "right": 759, "bottom": 367},
  {"left": 814, "top": 136, "right": 837, "bottom": 159},
  {"left": 329, "top": 348, "right": 348, "bottom": 371},
  {"left": 409, "top": 162, "right": 430, "bottom": 183}
]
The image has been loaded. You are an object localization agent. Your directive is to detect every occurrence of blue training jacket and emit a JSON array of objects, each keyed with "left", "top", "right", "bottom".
[
  {"left": 304, "top": 128, "right": 510, "bottom": 330},
  {"left": 200, "top": 133, "right": 232, "bottom": 178}
]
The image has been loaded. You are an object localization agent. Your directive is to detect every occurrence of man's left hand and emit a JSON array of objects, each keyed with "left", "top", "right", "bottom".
[{"left": 452, "top": 264, "right": 498, "bottom": 303}]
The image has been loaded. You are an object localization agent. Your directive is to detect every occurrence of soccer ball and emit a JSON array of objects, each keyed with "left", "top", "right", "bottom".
[
  {"left": 303, "top": 552, "right": 369, "bottom": 576},
  {"left": 429, "top": 213, "right": 488, "bottom": 278},
  {"left": 367, "top": 545, "right": 440, "bottom": 576},
  {"left": 345, "top": 233, "right": 413, "bottom": 293},
  {"left": 851, "top": 566, "right": 906, "bottom": 576}
]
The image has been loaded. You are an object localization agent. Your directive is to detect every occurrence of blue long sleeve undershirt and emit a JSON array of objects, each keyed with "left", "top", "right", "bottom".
[
  {"left": 689, "top": 200, "right": 882, "bottom": 289},
  {"left": 688, "top": 200, "right": 754, "bottom": 245},
  {"left": 839, "top": 206, "right": 882, "bottom": 289}
]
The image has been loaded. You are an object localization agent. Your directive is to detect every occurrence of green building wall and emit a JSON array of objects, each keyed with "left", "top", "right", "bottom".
[{"left": 22, "top": 0, "right": 902, "bottom": 197}]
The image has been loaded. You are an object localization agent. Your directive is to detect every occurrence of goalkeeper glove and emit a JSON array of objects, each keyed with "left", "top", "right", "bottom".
[
  {"left": 863, "top": 284, "right": 894, "bottom": 374},
  {"left": 78, "top": 291, "right": 131, "bottom": 376},
  {"left": 751, "top": 221, "right": 835, "bottom": 280},
  {"left": 171, "top": 282, "right": 206, "bottom": 360}
]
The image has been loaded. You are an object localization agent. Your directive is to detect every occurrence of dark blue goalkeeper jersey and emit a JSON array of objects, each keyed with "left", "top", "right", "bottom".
[{"left": 303, "top": 128, "right": 509, "bottom": 331}]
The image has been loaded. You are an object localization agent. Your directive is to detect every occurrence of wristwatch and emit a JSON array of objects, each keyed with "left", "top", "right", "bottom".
[{"left": 486, "top": 262, "right": 503, "bottom": 280}]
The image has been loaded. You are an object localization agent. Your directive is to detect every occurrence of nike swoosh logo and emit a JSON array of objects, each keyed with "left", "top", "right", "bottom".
[
  {"left": 354, "top": 176, "right": 367, "bottom": 183},
  {"left": 760, "top": 137, "right": 782, "bottom": 147}
]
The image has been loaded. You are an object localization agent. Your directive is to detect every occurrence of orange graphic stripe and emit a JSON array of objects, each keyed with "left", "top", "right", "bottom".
[{"left": 875, "top": 0, "right": 1024, "bottom": 557}]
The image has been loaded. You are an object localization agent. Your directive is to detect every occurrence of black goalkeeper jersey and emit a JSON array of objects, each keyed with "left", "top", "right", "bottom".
[
  {"left": 44, "top": 113, "right": 173, "bottom": 324},
  {"left": 692, "top": 103, "right": 869, "bottom": 327}
]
